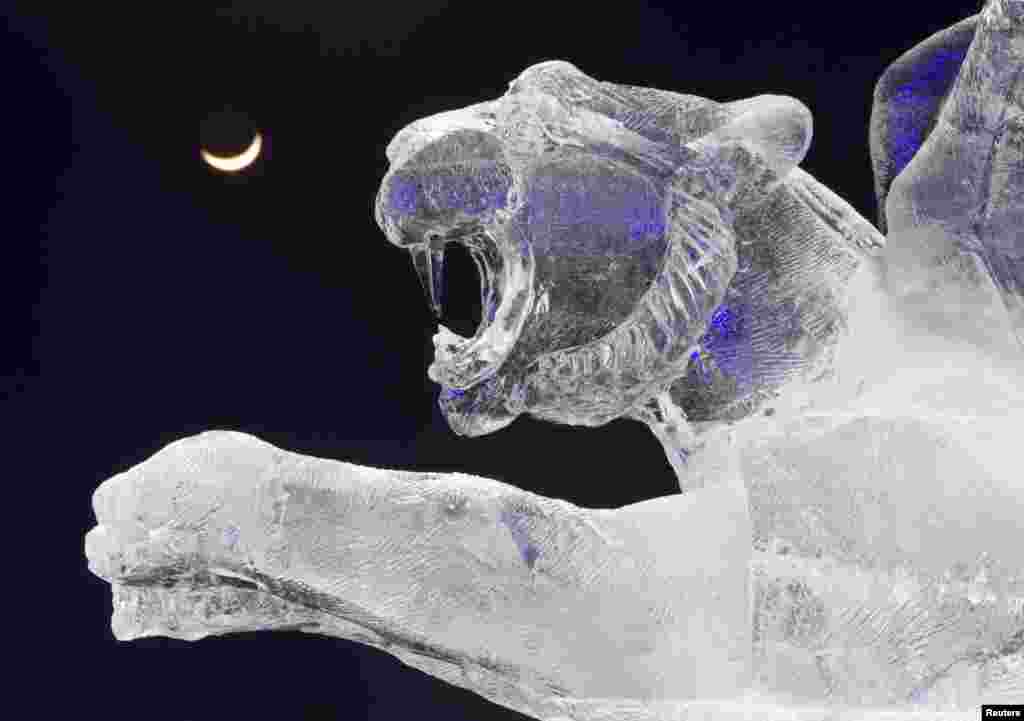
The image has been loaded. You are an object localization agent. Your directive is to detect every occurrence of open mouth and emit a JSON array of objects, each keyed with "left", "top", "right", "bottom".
[
  {"left": 408, "top": 224, "right": 535, "bottom": 392},
  {"left": 106, "top": 568, "right": 321, "bottom": 641},
  {"left": 436, "top": 240, "right": 485, "bottom": 340}
]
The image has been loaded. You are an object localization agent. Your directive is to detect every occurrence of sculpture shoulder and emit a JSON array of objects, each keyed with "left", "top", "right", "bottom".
[{"left": 869, "top": 14, "right": 979, "bottom": 232}]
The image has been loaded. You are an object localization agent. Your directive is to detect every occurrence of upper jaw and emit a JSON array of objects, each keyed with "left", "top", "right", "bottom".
[
  {"left": 85, "top": 521, "right": 313, "bottom": 641},
  {"left": 373, "top": 109, "right": 535, "bottom": 415},
  {"left": 423, "top": 225, "right": 536, "bottom": 392},
  {"left": 388, "top": 204, "right": 537, "bottom": 435},
  {"left": 85, "top": 522, "right": 253, "bottom": 591},
  {"left": 422, "top": 220, "right": 537, "bottom": 436}
]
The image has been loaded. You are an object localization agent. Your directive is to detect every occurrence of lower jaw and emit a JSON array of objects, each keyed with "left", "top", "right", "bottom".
[
  {"left": 108, "top": 582, "right": 319, "bottom": 641},
  {"left": 438, "top": 375, "right": 523, "bottom": 437}
]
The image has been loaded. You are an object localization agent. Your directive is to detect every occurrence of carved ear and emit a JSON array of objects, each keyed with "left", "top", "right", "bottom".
[
  {"left": 869, "top": 15, "right": 978, "bottom": 234},
  {"left": 710, "top": 95, "right": 813, "bottom": 177},
  {"left": 683, "top": 94, "right": 813, "bottom": 210}
]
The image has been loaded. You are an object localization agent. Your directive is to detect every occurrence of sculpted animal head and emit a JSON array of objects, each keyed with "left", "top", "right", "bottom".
[{"left": 375, "top": 61, "right": 883, "bottom": 437}]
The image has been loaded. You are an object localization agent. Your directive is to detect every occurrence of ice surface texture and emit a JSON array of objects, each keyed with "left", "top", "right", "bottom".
[{"left": 86, "top": 2, "right": 1024, "bottom": 719}]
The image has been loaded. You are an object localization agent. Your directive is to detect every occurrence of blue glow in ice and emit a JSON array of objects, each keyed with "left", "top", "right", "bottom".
[
  {"left": 388, "top": 178, "right": 420, "bottom": 214},
  {"left": 886, "top": 46, "right": 969, "bottom": 176},
  {"left": 499, "top": 509, "right": 540, "bottom": 570}
]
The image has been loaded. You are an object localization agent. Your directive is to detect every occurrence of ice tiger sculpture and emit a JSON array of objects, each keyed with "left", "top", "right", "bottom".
[{"left": 87, "top": 3, "right": 1024, "bottom": 719}]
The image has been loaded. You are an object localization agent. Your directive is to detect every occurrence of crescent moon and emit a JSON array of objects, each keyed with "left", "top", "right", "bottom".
[{"left": 201, "top": 132, "right": 262, "bottom": 172}]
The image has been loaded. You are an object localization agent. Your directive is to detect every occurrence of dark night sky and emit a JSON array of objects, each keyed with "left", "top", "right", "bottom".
[{"left": 6, "top": 2, "right": 979, "bottom": 719}]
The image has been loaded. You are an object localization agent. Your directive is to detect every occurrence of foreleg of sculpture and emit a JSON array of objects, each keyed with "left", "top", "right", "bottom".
[{"left": 85, "top": 430, "right": 754, "bottom": 720}]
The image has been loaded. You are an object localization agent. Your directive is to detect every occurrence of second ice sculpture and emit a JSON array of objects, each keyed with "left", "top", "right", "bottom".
[
  {"left": 872, "top": 0, "right": 1024, "bottom": 352},
  {"left": 86, "top": 2, "right": 1024, "bottom": 719}
]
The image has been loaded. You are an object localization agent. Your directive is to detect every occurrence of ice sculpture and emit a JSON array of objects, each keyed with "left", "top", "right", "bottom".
[
  {"left": 872, "top": 0, "right": 1024, "bottom": 353},
  {"left": 86, "top": 2, "right": 1023, "bottom": 719}
]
